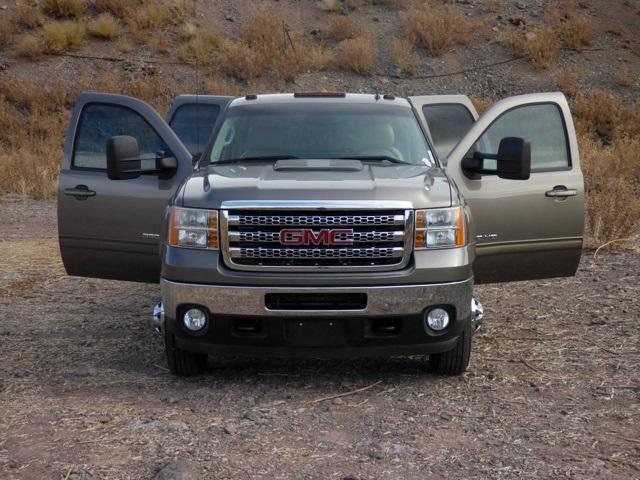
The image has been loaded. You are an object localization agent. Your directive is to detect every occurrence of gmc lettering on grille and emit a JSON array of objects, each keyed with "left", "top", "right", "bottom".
[{"left": 279, "top": 229, "right": 354, "bottom": 246}]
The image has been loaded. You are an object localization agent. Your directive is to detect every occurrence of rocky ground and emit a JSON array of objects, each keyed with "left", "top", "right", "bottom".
[{"left": 0, "top": 194, "right": 638, "bottom": 479}]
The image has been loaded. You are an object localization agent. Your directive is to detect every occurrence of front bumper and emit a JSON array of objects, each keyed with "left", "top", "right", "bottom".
[{"left": 161, "top": 278, "right": 473, "bottom": 358}]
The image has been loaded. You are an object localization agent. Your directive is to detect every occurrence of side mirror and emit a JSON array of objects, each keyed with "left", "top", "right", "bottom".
[
  {"left": 461, "top": 137, "right": 531, "bottom": 180},
  {"left": 496, "top": 137, "right": 531, "bottom": 180},
  {"left": 107, "top": 136, "right": 141, "bottom": 180}
]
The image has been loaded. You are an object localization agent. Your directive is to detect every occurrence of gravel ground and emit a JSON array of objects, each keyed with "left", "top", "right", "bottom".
[{"left": 1, "top": 195, "right": 639, "bottom": 480}]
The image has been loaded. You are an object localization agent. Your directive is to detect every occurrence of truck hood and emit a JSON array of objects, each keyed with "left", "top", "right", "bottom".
[{"left": 179, "top": 161, "right": 452, "bottom": 209}]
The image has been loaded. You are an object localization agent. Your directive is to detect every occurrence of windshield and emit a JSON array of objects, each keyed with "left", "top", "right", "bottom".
[{"left": 206, "top": 103, "right": 435, "bottom": 166}]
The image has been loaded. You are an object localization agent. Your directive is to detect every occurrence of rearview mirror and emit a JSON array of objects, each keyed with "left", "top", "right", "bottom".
[
  {"left": 107, "top": 136, "right": 178, "bottom": 180},
  {"left": 495, "top": 137, "right": 531, "bottom": 180},
  {"left": 107, "top": 136, "right": 141, "bottom": 180},
  {"left": 461, "top": 137, "right": 531, "bottom": 180}
]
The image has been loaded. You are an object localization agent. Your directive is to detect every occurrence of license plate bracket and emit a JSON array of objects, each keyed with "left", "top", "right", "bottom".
[{"left": 286, "top": 319, "right": 347, "bottom": 346}]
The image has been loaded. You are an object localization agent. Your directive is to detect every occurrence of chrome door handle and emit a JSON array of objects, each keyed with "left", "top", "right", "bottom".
[
  {"left": 64, "top": 185, "right": 96, "bottom": 199},
  {"left": 545, "top": 187, "right": 577, "bottom": 198}
]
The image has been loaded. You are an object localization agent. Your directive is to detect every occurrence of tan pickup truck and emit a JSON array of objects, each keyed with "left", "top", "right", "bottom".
[{"left": 58, "top": 92, "right": 584, "bottom": 376}]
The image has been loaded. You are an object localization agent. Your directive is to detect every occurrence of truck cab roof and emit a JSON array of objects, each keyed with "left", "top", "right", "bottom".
[{"left": 228, "top": 93, "right": 411, "bottom": 108}]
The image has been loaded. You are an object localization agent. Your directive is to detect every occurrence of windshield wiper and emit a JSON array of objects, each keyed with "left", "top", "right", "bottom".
[
  {"left": 332, "top": 155, "right": 410, "bottom": 165},
  {"left": 212, "top": 155, "right": 298, "bottom": 165}
]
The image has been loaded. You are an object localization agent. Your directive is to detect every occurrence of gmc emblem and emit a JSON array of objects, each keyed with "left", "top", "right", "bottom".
[{"left": 279, "top": 228, "right": 353, "bottom": 246}]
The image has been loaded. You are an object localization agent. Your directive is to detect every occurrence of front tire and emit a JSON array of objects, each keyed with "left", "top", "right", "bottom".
[
  {"left": 164, "top": 331, "right": 207, "bottom": 376},
  {"left": 429, "top": 321, "right": 472, "bottom": 375}
]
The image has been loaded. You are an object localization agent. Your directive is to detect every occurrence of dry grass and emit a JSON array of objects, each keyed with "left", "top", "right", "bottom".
[
  {"left": 16, "top": 34, "right": 46, "bottom": 58},
  {"left": 94, "top": 0, "right": 128, "bottom": 18},
  {"left": 470, "top": 96, "right": 494, "bottom": 114},
  {"left": 336, "top": 35, "right": 377, "bottom": 75},
  {"left": 547, "top": 2, "right": 593, "bottom": 50},
  {"left": 502, "top": 27, "right": 558, "bottom": 69},
  {"left": 220, "top": 8, "right": 306, "bottom": 83},
  {"left": 328, "top": 15, "right": 360, "bottom": 41},
  {"left": 554, "top": 67, "right": 582, "bottom": 97},
  {"left": 125, "top": 0, "right": 171, "bottom": 37},
  {"left": 580, "top": 135, "right": 640, "bottom": 247},
  {"left": 318, "top": 0, "right": 341, "bottom": 12},
  {"left": 42, "top": 0, "right": 85, "bottom": 18},
  {"left": 43, "top": 20, "right": 86, "bottom": 54},
  {"left": 89, "top": 12, "right": 120, "bottom": 40},
  {"left": 306, "top": 44, "right": 333, "bottom": 71},
  {"left": 617, "top": 68, "right": 635, "bottom": 88},
  {"left": 179, "top": 29, "right": 223, "bottom": 65},
  {"left": 206, "top": 76, "right": 242, "bottom": 97},
  {"left": 390, "top": 37, "right": 419, "bottom": 75},
  {"left": 0, "top": 17, "right": 16, "bottom": 44},
  {"left": 406, "top": 3, "right": 476, "bottom": 56},
  {"left": 17, "top": 3, "right": 45, "bottom": 29}
]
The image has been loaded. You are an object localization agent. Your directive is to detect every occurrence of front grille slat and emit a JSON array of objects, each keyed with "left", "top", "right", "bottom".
[{"left": 222, "top": 209, "right": 412, "bottom": 272}]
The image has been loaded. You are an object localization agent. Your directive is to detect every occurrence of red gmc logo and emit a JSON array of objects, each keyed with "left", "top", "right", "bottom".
[{"left": 279, "top": 229, "right": 353, "bottom": 246}]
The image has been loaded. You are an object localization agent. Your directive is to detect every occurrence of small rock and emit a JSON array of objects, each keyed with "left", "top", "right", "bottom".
[
  {"left": 225, "top": 15, "right": 234, "bottom": 22},
  {"left": 155, "top": 460, "right": 200, "bottom": 480},
  {"left": 332, "top": 398, "right": 344, "bottom": 405},
  {"left": 224, "top": 423, "right": 238, "bottom": 434}
]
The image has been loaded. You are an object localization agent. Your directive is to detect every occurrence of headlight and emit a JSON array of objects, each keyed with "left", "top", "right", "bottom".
[
  {"left": 414, "top": 206, "right": 465, "bottom": 249},
  {"left": 168, "top": 207, "right": 218, "bottom": 250}
]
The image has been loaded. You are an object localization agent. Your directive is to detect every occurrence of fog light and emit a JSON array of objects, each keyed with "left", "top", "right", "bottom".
[
  {"left": 183, "top": 308, "right": 208, "bottom": 331},
  {"left": 425, "top": 308, "right": 450, "bottom": 331}
]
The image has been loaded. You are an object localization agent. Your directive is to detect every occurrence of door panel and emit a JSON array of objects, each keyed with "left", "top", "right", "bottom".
[
  {"left": 408, "top": 95, "right": 479, "bottom": 161},
  {"left": 446, "top": 92, "right": 584, "bottom": 284},
  {"left": 58, "top": 93, "right": 193, "bottom": 283},
  {"left": 166, "top": 95, "right": 232, "bottom": 156}
]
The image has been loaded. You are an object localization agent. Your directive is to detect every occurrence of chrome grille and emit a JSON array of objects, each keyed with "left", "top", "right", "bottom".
[{"left": 221, "top": 209, "right": 413, "bottom": 272}]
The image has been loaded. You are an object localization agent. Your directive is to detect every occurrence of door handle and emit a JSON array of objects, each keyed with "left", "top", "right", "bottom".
[
  {"left": 545, "top": 186, "right": 577, "bottom": 198},
  {"left": 64, "top": 185, "right": 96, "bottom": 199}
]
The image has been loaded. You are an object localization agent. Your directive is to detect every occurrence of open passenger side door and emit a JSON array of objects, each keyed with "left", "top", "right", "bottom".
[
  {"left": 408, "top": 95, "right": 478, "bottom": 161},
  {"left": 441, "top": 92, "right": 584, "bottom": 283},
  {"left": 165, "top": 95, "right": 232, "bottom": 158},
  {"left": 58, "top": 93, "right": 194, "bottom": 283}
]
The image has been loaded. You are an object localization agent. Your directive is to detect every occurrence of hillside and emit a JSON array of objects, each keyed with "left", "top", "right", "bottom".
[{"left": 0, "top": 0, "right": 639, "bottom": 246}]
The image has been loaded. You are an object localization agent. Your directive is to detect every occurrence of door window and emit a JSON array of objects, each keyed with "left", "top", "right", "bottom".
[
  {"left": 422, "top": 104, "right": 475, "bottom": 161},
  {"left": 73, "top": 103, "right": 167, "bottom": 170},
  {"left": 472, "top": 103, "right": 570, "bottom": 172},
  {"left": 169, "top": 103, "right": 221, "bottom": 156}
]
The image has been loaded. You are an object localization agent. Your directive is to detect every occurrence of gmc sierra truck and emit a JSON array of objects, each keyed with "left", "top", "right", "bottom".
[{"left": 58, "top": 92, "right": 584, "bottom": 376}]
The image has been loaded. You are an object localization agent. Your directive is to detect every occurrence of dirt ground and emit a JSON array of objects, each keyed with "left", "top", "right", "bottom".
[{"left": 0, "top": 194, "right": 638, "bottom": 480}]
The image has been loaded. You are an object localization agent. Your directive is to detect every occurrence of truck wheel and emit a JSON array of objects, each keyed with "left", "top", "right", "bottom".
[
  {"left": 429, "top": 321, "right": 472, "bottom": 375},
  {"left": 164, "top": 331, "right": 207, "bottom": 376}
]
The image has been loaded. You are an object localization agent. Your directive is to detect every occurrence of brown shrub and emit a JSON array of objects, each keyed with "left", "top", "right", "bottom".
[
  {"left": 406, "top": 3, "right": 476, "bottom": 56},
  {"left": 617, "top": 68, "right": 635, "bottom": 88},
  {"left": 94, "top": 0, "right": 129, "bottom": 18},
  {"left": 572, "top": 89, "right": 620, "bottom": 141},
  {"left": 89, "top": 12, "right": 120, "bottom": 40},
  {"left": 0, "top": 17, "right": 16, "bottom": 44},
  {"left": 17, "top": 3, "right": 45, "bottom": 29},
  {"left": 561, "top": 15, "right": 593, "bottom": 49},
  {"left": 179, "top": 29, "right": 223, "bottom": 65},
  {"left": 390, "top": 37, "right": 419, "bottom": 75},
  {"left": 580, "top": 134, "right": 640, "bottom": 247},
  {"left": 117, "top": 40, "right": 133, "bottom": 53},
  {"left": 503, "top": 27, "right": 558, "bottom": 69},
  {"left": 554, "top": 67, "right": 582, "bottom": 96},
  {"left": 336, "top": 35, "right": 376, "bottom": 75},
  {"left": 42, "top": 0, "right": 85, "bottom": 18},
  {"left": 16, "top": 34, "right": 46, "bottom": 58},
  {"left": 43, "top": 20, "right": 86, "bottom": 54},
  {"left": 206, "top": 76, "right": 242, "bottom": 97},
  {"left": 306, "top": 44, "right": 333, "bottom": 71},
  {"left": 470, "top": 96, "right": 493, "bottom": 114},
  {"left": 220, "top": 40, "right": 258, "bottom": 81},
  {"left": 125, "top": 0, "right": 171, "bottom": 36},
  {"left": 328, "top": 15, "right": 360, "bottom": 41}
]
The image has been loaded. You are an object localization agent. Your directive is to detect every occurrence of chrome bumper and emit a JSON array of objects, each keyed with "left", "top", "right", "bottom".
[{"left": 161, "top": 277, "right": 473, "bottom": 319}]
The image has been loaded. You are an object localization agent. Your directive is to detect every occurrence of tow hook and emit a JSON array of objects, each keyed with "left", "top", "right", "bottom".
[
  {"left": 471, "top": 298, "right": 484, "bottom": 333},
  {"left": 152, "top": 302, "right": 164, "bottom": 336}
]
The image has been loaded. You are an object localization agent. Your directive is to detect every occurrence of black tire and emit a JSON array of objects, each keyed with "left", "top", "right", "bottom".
[
  {"left": 429, "top": 321, "right": 472, "bottom": 375},
  {"left": 164, "top": 331, "right": 207, "bottom": 376}
]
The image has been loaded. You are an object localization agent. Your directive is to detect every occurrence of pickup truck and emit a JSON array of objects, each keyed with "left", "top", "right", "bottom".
[{"left": 58, "top": 92, "right": 584, "bottom": 376}]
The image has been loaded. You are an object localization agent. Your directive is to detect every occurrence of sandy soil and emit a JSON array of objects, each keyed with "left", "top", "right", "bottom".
[{"left": 0, "top": 194, "right": 639, "bottom": 479}]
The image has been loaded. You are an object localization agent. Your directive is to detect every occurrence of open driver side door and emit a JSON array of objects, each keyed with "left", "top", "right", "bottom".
[
  {"left": 418, "top": 92, "right": 584, "bottom": 284},
  {"left": 58, "top": 93, "right": 194, "bottom": 283}
]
